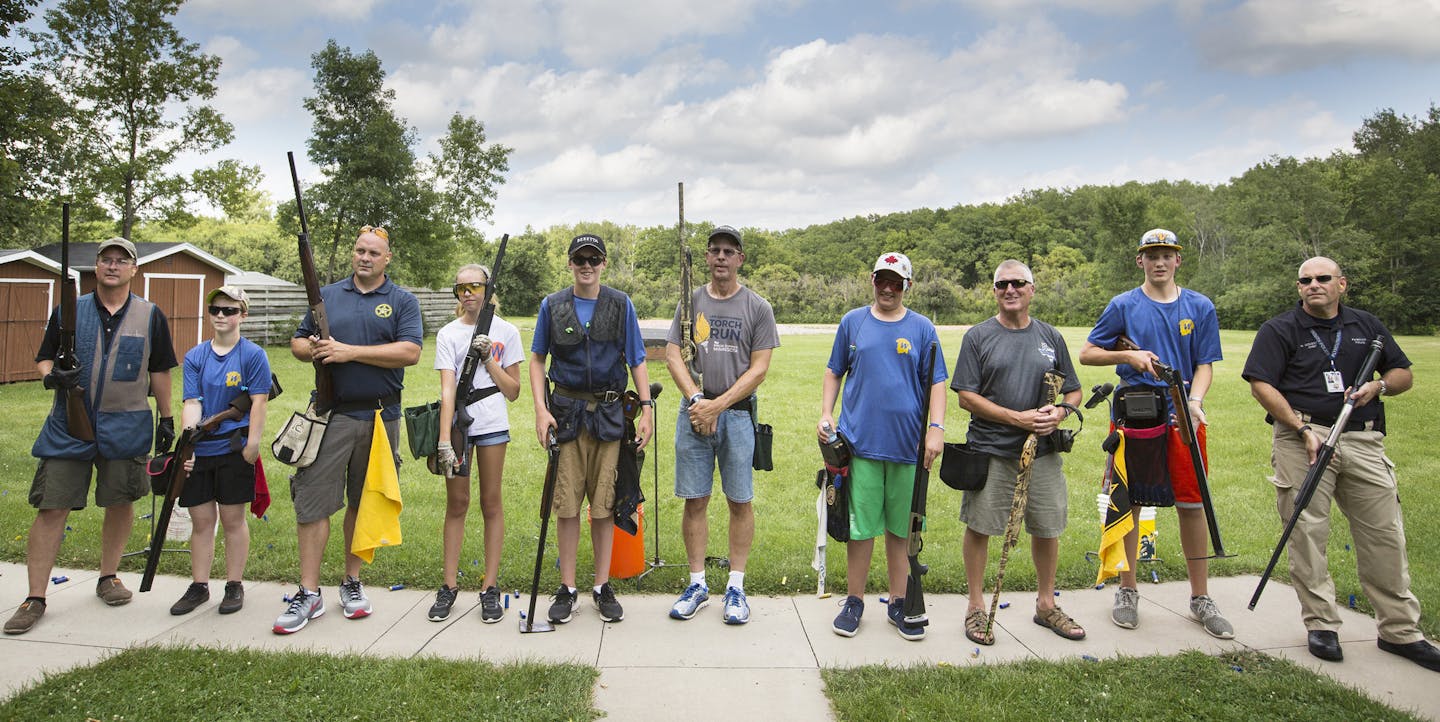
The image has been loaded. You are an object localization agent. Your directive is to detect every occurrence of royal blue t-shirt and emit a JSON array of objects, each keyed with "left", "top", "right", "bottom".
[
  {"left": 826, "top": 308, "right": 947, "bottom": 464},
  {"left": 1087, "top": 287, "right": 1222, "bottom": 393},
  {"left": 183, "top": 338, "right": 272, "bottom": 457}
]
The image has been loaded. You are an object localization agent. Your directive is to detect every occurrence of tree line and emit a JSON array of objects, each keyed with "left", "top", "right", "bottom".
[{"left": 5, "top": 2, "right": 1435, "bottom": 334}]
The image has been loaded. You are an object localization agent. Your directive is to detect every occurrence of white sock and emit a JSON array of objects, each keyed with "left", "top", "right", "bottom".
[
  {"left": 593, "top": 585, "right": 604, "bottom": 596},
  {"left": 728, "top": 571, "right": 745, "bottom": 591},
  {"left": 690, "top": 571, "right": 707, "bottom": 588}
]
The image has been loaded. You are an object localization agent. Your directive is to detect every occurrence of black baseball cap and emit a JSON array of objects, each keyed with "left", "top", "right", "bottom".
[
  {"left": 708, "top": 225, "right": 743, "bottom": 249},
  {"left": 568, "top": 234, "right": 606, "bottom": 257}
]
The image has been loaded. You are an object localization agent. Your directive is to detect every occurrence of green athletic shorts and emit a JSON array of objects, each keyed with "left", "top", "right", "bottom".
[{"left": 848, "top": 456, "right": 920, "bottom": 540}]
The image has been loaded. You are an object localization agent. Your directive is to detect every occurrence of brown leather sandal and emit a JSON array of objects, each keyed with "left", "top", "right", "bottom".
[
  {"left": 965, "top": 608, "right": 995, "bottom": 645},
  {"left": 1033, "top": 605, "right": 1086, "bottom": 640}
]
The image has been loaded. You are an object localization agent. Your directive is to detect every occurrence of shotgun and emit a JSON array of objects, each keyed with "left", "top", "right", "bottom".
[
  {"left": 289, "top": 151, "right": 335, "bottom": 415},
  {"left": 1250, "top": 337, "right": 1385, "bottom": 609},
  {"left": 1114, "top": 335, "right": 1229, "bottom": 558},
  {"left": 676, "top": 182, "right": 701, "bottom": 389},
  {"left": 901, "top": 343, "right": 938, "bottom": 627},
  {"left": 54, "top": 203, "right": 94, "bottom": 441}
]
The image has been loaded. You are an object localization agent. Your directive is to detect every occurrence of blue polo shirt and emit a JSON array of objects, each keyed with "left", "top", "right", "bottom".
[{"left": 295, "top": 275, "right": 423, "bottom": 420}]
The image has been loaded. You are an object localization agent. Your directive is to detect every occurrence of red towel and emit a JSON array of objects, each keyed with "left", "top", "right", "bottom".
[{"left": 252, "top": 456, "right": 271, "bottom": 518}]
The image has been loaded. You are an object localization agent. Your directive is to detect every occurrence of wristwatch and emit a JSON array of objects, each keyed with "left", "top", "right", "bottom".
[
  {"left": 689, "top": 393, "right": 704, "bottom": 406},
  {"left": 1377, "top": 379, "right": 1388, "bottom": 396},
  {"left": 640, "top": 400, "right": 654, "bottom": 407}
]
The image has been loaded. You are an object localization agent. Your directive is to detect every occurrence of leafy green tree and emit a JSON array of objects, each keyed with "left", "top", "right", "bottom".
[{"left": 31, "top": 0, "right": 235, "bottom": 239}]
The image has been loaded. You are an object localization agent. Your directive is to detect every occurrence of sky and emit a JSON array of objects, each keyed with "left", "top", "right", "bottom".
[{"left": 158, "top": 0, "right": 1440, "bottom": 236}]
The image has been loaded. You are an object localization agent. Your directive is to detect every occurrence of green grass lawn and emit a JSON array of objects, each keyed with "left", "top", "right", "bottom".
[
  {"left": 823, "top": 649, "right": 1423, "bottom": 721},
  {"left": 0, "top": 646, "right": 599, "bottom": 721},
  {"left": 1, "top": 322, "right": 1435, "bottom": 637}
]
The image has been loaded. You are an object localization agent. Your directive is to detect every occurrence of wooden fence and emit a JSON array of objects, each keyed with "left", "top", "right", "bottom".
[{"left": 240, "top": 286, "right": 457, "bottom": 347}]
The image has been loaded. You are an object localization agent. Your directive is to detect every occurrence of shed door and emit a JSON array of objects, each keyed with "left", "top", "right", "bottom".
[
  {"left": 0, "top": 280, "right": 52, "bottom": 383},
  {"left": 145, "top": 275, "right": 203, "bottom": 358}
]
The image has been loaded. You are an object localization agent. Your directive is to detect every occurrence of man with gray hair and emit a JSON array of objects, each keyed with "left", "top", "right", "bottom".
[{"left": 951, "top": 260, "right": 1084, "bottom": 645}]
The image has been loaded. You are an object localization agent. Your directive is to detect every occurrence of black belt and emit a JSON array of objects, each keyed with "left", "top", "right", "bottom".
[
  {"left": 554, "top": 386, "right": 623, "bottom": 410},
  {"left": 333, "top": 393, "right": 401, "bottom": 414},
  {"left": 704, "top": 392, "right": 753, "bottom": 413},
  {"left": 1296, "top": 411, "right": 1376, "bottom": 433}
]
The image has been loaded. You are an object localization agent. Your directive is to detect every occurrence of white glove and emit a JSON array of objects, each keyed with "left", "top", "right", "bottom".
[
  {"left": 470, "top": 334, "right": 492, "bottom": 362},
  {"left": 1097, "top": 492, "right": 1112, "bottom": 520},
  {"left": 437, "top": 441, "right": 457, "bottom": 469}
]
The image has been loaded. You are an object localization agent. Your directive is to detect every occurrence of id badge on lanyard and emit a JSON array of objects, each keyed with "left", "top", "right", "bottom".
[{"left": 1311, "top": 329, "right": 1344, "bottom": 393}]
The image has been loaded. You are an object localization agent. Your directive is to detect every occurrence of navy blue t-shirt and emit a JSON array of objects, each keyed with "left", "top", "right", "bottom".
[{"left": 295, "top": 275, "right": 423, "bottom": 420}]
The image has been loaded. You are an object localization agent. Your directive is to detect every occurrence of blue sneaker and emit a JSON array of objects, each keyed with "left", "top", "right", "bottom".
[
  {"left": 670, "top": 583, "right": 710, "bottom": 620},
  {"left": 887, "top": 597, "right": 926, "bottom": 641},
  {"left": 722, "top": 586, "right": 750, "bottom": 625},
  {"left": 832, "top": 595, "right": 863, "bottom": 637}
]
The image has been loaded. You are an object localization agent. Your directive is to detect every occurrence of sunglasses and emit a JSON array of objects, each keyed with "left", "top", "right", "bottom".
[
  {"left": 571, "top": 255, "right": 604, "bottom": 267},
  {"left": 208, "top": 305, "right": 242, "bottom": 317},
  {"left": 994, "top": 279, "right": 1032, "bottom": 290},
  {"left": 452, "top": 281, "right": 487, "bottom": 297},
  {"left": 707, "top": 247, "right": 740, "bottom": 258},
  {"left": 872, "top": 275, "right": 905, "bottom": 293},
  {"left": 1297, "top": 275, "right": 1335, "bottom": 286},
  {"left": 359, "top": 225, "right": 390, "bottom": 241}
]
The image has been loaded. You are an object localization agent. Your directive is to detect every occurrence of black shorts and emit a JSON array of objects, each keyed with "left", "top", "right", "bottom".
[{"left": 180, "top": 451, "right": 256, "bottom": 507}]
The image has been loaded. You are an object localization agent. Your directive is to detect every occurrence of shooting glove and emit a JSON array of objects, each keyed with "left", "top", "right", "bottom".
[
  {"left": 43, "top": 366, "right": 82, "bottom": 390},
  {"left": 436, "top": 441, "right": 457, "bottom": 469},
  {"left": 155, "top": 417, "right": 175, "bottom": 456},
  {"left": 470, "top": 334, "right": 492, "bottom": 363}
]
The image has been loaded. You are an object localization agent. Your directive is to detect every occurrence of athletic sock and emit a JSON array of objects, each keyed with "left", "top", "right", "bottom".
[
  {"left": 592, "top": 585, "right": 603, "bottom": 596},
  {"left": 727, "top": 571, "right": 745, "bottom": 591},
  {"left": 690, "top": 571, "right": 707, "bottom": 588}
]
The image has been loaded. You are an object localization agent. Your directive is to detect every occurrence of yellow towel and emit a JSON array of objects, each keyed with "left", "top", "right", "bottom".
[{"left": 352, "top": 411, "right": 403, "bottom": 563}]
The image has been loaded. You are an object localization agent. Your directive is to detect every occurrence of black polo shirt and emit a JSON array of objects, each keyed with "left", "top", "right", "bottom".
[{"left": 1242, "top": 302, "right": 1410, "bottom": 425}]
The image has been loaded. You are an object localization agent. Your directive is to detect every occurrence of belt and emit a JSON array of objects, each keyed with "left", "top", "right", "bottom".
[
  {"left": 704, "top": 392, "right": 753, "bottom": 413},
  {"left": 554, "top": 386, "right": 623, "bottom": 409},
  {"left": 1296, "top": 412, "right": 1375, "bottom": 433},
  {"left": 333, "top": 393, "right": 401, "bottom": 414}
]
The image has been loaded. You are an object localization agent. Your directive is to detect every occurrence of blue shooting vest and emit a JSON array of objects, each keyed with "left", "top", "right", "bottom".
[{"left": 545, "top": 286, "right": 629, "bottom": 393}]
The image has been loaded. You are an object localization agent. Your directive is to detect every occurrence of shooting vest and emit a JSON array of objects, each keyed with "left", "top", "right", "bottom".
[
  {"left": 545, "top": 286, "right": 628, "bottom": 393},
  {"left": 33, "top": 293, "right": 156, "bottom": 460}
]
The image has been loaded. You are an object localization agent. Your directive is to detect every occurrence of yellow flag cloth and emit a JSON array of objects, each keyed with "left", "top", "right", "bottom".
[
  {"left": 1096, "top": 432, "right": 1135, "bottom": 585},
  {"left": 352, "top": 411, "right": 403, "bottom": 563}
]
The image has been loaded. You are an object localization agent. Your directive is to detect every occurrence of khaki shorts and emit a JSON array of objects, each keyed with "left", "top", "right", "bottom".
[
  {"left": 30, "top": 456, "right": 147, "bottom": 510},
  {"left": 553, "top": 433, "right": 619, "bottom": 519},
  {"left": 960, "top": 452, "right": 1068, "bottom": 538},
  {"left": 290, "top": 413, "right": 401, "bottom": 524}
]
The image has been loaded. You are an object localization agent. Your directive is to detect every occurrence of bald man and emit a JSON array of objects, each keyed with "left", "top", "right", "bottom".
[{"left": 1242, "top": 256, "right": 1437, "bottom": 671}]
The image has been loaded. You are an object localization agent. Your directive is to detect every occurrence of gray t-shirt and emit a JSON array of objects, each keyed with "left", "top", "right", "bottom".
[
  {"left": 667, "top": 285, "right": 780, "bottom": 395},
  {"left": 950, "top": 316, "right": 1081, "bottom": 458}
]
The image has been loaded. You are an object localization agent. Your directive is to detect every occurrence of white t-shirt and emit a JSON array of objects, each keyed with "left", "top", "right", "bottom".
[{"left": 434, "top": 315, "right": 524, "bottom": 437}]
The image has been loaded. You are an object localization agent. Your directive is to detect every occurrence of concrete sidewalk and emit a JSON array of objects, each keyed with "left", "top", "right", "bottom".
[{"left": 1, "top": 562, "right": 1435, "bottom": 720}]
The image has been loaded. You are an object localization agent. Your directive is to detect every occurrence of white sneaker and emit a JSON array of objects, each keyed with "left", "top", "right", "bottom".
[{"left": 669, "top": 583, "right": 710, "bottom": 620}]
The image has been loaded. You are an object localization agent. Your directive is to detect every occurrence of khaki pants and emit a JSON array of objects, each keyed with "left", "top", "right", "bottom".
[{"left": 1270, "top": 423, "right": 1422, "bottom": 643}]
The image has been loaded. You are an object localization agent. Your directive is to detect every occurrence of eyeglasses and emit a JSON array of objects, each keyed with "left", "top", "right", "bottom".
[
  {"left": 872, "top": 275, "right": 905, "bottom": 293},
  {"left": 1297, "top": 275, "right": 1335, "bottom": 286},
  {"left": 97, "top": 256, "right": 134, "bottom": 267},
  {"left": 452, "top": 281, "right": 487, "bottom": 297},
  {"left": 570, "top": 255, "right": 604, "bottom": 267},
  {"left": 994, "top": 279, "right": 1032, "bottom": 290},
  {"left": 359, "top": 225, "right": 390, "bottom": 241},
  {"left": 208, "top": 305, "right": 242, "bottom": 317},
  {"left": 707, "top": 247, "right": 740, "bottom": 258}
]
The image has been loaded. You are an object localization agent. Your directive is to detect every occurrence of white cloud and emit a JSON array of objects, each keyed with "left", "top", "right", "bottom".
[
  {"left": 185, "top": 0, "right": 385, "bottom": 25},
  {"left": 213, "top": 67, "right": 310, "bottom": 125},
  {"left": 204, "top": 35, "right": 257, "bottom": 71},
  {"left": 1197, "top": 0, "right": 1440, "bottom": 74}
]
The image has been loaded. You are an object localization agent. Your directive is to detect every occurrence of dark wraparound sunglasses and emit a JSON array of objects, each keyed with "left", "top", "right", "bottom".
[
  {"left": 1297, "top": 275, "right": 1335, "bottom": 286},
  {"left": 994, "top": 279, "right": 1031, "bottom": 290},
  {"left": 208, "top": 305, "right": 242, "bottom": 317},
  {"left": 571, "top": 255, "right": 604, "bottom": 267}
]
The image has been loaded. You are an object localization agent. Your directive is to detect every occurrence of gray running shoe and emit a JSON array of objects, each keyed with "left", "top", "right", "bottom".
[
  {"left": 1112, "top": 586, "right": 1139, "bottom": 629},
  {"left": 1190, "top": 594, "right": 1234, "bottom": 639},
  {"left": 339, "top": 576, "right": 371, "bottom": 619},
  {"left": 670, "top": 583, "right": 710, "bottom": 620},
  {"left": 273, "top": 588, "right": 325, "bottom": 634},
  {"left": 479, "top": 586, "right": 504, "bottom": 623},
  {"left": 428, "top": 585, "right": 458, "bottom": 622},
  {"left": 722, "top": 586, "right": 750, "bottom": 626}
]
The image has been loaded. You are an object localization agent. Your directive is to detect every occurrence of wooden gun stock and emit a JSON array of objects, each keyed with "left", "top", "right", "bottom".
[{"left": 289, "top": 152, "right": 335, "bottom": 415}]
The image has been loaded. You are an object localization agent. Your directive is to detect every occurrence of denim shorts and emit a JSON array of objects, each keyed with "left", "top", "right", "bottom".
[{"left": 673, "top": 406, "right": 755, "bottom": 503}]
